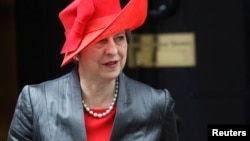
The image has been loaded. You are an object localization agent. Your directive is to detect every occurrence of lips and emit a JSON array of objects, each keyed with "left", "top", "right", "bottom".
[{"left": 103, "top": 61, "right": 118, "bottom": 68}]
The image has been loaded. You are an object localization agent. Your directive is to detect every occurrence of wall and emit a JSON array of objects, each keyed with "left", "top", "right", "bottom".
[{"left": 0, "top": 0, "right": 17, "bottom": 140}]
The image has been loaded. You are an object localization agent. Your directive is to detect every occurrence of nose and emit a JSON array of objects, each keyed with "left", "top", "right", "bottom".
[{"left": 105, "top": 39, "right": 118, "bottom": 55}]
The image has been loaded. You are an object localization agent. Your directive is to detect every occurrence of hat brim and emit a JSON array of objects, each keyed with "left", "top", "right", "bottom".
[{"left": 61, "top": 0, "right": 147, "bottom": 67}]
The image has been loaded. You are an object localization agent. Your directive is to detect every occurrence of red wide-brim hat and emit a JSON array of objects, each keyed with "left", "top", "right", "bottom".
[{"left": 59, "top": 0, "right": 148, "bottom": 67}]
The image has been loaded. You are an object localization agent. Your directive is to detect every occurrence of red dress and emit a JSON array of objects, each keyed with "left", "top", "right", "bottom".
[{"left": 84, "top": 106, "right": 116, "bottom": 141}]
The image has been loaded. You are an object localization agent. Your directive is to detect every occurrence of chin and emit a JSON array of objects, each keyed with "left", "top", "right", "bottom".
[{"left": 101, "top": 70, "right": 121, "bottom": 80}]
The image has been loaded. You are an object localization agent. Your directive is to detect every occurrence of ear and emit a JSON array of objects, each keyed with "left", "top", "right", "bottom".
[{"left": 73, "top": 55, "right": 79, "bottom": 61}]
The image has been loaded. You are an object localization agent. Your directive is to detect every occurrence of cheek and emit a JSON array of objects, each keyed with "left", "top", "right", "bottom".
[
  {"left": 78, "top": 51, "right": 96, "bottom": 67},
  {"left": 120, "top": 45, "right": 128, "bottom": 57},
  {"left": 80, "top": 48, "right": 100, "bottom": 60},
  {"left": 120, "top": 47, "right": 127, "bottom": 67}
]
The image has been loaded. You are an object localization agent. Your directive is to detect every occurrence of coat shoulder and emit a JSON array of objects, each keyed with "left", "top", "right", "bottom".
[
  {"left": 121, "top": 73, "right": 174, "bottom": 109},
  {"left": 122, "top": 73, "right": 172, "bottom": 98}
]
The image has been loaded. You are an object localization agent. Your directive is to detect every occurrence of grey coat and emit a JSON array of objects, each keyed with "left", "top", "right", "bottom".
[{"left": 8, "top": 67, "right": 178, "bottom": 141}]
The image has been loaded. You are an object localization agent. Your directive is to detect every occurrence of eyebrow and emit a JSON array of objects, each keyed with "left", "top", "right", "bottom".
[{"left": 115, "top": 31, "right": 126, "bottom": 35}]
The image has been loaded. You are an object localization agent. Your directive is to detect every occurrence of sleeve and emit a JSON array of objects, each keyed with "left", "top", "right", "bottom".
[
  {"left": 8, "top": 85, "right": 33, "bottom": 141},
  {"left": 161, "top": 89, "right": 179, "bottom": 141}
]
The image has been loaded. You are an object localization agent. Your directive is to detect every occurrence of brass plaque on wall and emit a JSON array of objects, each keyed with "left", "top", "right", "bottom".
[{"left": 128, "top": 32, "right": 196, "bottom": 68}]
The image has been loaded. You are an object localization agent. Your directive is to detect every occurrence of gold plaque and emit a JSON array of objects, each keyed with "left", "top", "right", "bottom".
[
  {"left": 156, "top": 32, "right": 196, "bottom": 67},
  {"left": 128, "top": 32, "right": 196, "bottom": 68}
]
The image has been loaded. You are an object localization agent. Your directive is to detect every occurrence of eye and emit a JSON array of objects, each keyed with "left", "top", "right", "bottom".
[
  {"left": 94, "top": 38, "right": 107, "bottom": 48},
  {"left": 115, "top": 35, "right": 125, "bottom": 41},
  {"left": 114, "top": 33, "right": 126, "bottom": 43},
  {"left": 98, "top": 38, "right": 107, "bottom": 44}
]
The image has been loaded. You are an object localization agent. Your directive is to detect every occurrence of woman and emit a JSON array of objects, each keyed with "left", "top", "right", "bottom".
[{"left": 8, "top": 0, "right": 178, "bottom": 140}]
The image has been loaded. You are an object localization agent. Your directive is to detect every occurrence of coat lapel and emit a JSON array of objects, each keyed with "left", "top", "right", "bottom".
[
  {"left": 110, "top": 73, "right": 131, "bottom": 141},
  {"left": 65, "top": 67, "right": 87, "bottom": 140}
]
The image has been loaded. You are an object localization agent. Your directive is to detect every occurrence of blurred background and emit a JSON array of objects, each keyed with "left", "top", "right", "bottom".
[{"left": 0, "top": 0, "right": 249, "bottom": 140}]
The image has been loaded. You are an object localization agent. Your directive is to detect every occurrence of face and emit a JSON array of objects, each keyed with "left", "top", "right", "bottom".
[{"left": 76, "top": 31, "right": 128, "bottom": 81}]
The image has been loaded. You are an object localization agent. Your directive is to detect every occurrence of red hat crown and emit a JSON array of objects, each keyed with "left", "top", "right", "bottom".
[{"left": 59, "top": 0, "right": 122, "bottom": 54}]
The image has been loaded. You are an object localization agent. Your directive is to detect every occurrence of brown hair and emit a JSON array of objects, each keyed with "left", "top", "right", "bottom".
[{"left": 125, "top": 30, "right": 132, "bottom": 44}]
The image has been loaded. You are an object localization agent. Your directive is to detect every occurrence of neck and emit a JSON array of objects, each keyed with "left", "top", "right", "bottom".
[{"left": 80, "top": 77, "right": 117, "bottom": 109}]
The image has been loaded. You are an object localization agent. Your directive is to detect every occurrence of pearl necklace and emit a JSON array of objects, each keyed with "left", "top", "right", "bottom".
[{"left": 82, "top": 78, "right": 119, "bottom": 118}]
